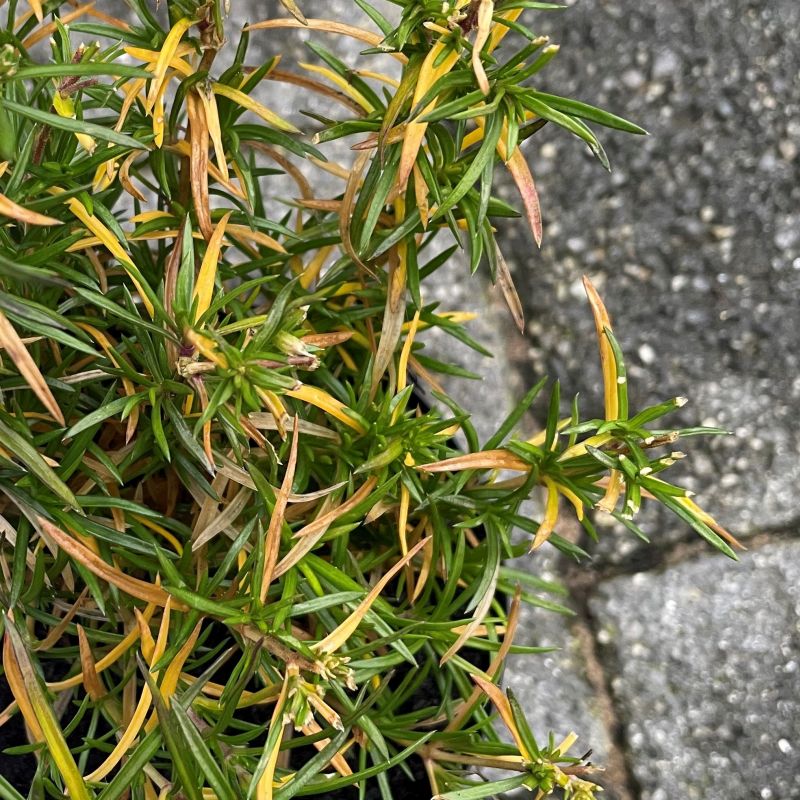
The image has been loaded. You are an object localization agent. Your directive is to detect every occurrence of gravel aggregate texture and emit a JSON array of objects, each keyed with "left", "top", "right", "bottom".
[
  {"left": 499, "top": 0, "right": 800, "bottom": 559},
  {"left": 590, "top": 541, "right": 800, "bottom": 800}
]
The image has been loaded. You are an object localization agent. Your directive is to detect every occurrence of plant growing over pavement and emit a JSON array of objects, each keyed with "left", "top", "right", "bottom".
[{"left": 0, "top": 2, "right": 741, "bottom": 798}]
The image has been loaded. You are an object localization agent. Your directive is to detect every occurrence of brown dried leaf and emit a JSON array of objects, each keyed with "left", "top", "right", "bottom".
[
  {"left": 187, "top": 94, "right": 213, "bottom": 241},
  {"left": 494, "top": 244, "right": 524, "bottom": 333},
  {"left": 77, "top": 625, "right": 106, "bottom": 700}
]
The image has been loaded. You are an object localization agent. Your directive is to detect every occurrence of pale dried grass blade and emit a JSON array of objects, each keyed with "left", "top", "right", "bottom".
[
  {"left": 0, "top": 310, "right": 65, "bottom": 424},
  {"left": 260, "top": 421, "right": 300, "bottom": 601},
  {"left": 494, "top": 244, "right": 524, "bottom": 333}
]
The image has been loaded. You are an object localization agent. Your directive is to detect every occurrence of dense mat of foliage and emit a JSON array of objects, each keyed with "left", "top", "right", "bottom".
[{"left": 0, "top": 1, "right": 741, "bottom": 798}]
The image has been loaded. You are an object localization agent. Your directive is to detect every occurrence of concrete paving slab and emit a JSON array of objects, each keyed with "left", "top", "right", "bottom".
[
  {"left": 499, "top": 0, "right": 800, "bottom": 561},
  {"left": 590, "top": 540, "right": 800, "bottom": 800}
]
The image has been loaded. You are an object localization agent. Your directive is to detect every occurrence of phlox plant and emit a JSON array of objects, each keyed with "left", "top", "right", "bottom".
[{"left": 0, "top": 2, "right": 739, "bottom": 799}]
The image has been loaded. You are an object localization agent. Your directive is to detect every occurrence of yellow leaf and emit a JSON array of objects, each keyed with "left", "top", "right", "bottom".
[
  {"left": 397, "top": 483, "right": 410, "bottom": 559},
  {"left": 185, "top": 328, "right": 229, "bottom": 369},
  {"left": 556, "top": 482, "right": 584, "bottom": 521},
  {"left": 119, "top": 151, "right": 146, "bottom": 201},
  {"left": 52, "top": 91, "right": 97, "bottom": 153},
  {"left": 396, "top": 309, "right": 420, "bottom": 404},
  {"left": 3, "top": 624, "right": 43, "bottom": 742},
  {"left": 675, "top": 496, "right": 745, "bottom": 550},
  {"left": 152, "top": 69, "right": 173, "bottom": 148},
  {"left": 312, "top": 537, "right": 429, "bottom": 655},
  {"left": 4, "top": 618, "right": 91, "bottom": 799},
  {"left": 124, "top": 43, "right": 195, "bottom": 73},
  {"left": 298, "top": 61, "right": 372, "bottom": 112},
  {"left": 212, "top": 82, "right": 300, "bottom": 133},
  {"left": 531, "top": 476, "right": 560, "bottom": 550},
  {"left": 198, "top": 82, "right": 228, "bottom": 181},
  {"left": 116, "top": 77, "right": 147, "bottom": 133},
  {"left": 28, "top": 0, "right": 43, "bottom": 22},
  {"left": 66, "top": 198, "right": 155, "bottom": 318},
  {"left": 75, "top": 132, "right": 97, "bottom": 154},
  {"left": 145, "top": 17, "right": 195, "bottom": 114},
  {"left": 582, "top": 275, "right": 617, "bottom": 421},
  {"left": 0, "top": 310, "right": 64, "bottom": 423},
  {"left": 47, "top": 603, "right": 157, "bottom": 692},
  {"left": 52, "top": 91, "right": 75, "bottom": 119},
  {"left": 487, "top": 7, "right": 523, "bottom": 52},
  {"left": 131, "top": 210, "right": 173, "bottom": 224},
  {"left": 144, "top": 621, "right": 202, "bottom": 733},
  {"left": 286, "top": 384, "right": 365, "bottom": 433},
  {"left": 396, "top": 40, "right": 460, "bottom": 194},
  {"left": 193, "top": 211, "right": 232, "bottom": 322},
  {"left": 227, "top": 223, "right": 286, "bottom": 254},
  {"left": 86, "top": 602, "right": 172, "bottom": 782},
  {"left": 255, "top": 672, "right": 291, "bottom": 800},
  {"left": 300, "top": 245, "right": 334, "bottom": 289},
  {"left": 557, "top": 431, "right": 614, "bottom": 462}
]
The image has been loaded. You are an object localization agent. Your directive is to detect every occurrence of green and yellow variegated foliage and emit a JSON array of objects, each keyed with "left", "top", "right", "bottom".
[{"left": 0, "top": 2, "right": 736, "bottom": 799}]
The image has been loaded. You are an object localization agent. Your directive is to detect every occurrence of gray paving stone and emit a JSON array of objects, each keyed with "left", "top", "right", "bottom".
[
  {"left": 590, "top": 540, "right": 800, "bottom": 800},
  {"left": 498, "top": 0, "right": 800, "bottom": 560}
]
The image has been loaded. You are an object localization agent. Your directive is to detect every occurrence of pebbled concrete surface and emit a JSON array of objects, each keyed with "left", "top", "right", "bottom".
[
  {"left": 590, "top": 541, "right": 800, "bottom": 800},
  {"left": 501, "top": 0, "right": 800, "bottom": 557}
]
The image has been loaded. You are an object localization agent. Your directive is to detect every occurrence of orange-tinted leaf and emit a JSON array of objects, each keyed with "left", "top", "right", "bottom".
[
  {"left": 38, "top": 517, "right": 182, "bottom": 609},
  {"left": 77, "top": 625, "right": 106, "bottom": 700},
  {"left": 246, "top": 19, "right": 406, "bottom": 63},
  {"left": 418, "top": 450, "right": 530, "bottom": 473},
  {"left": 472, "top": 674, "right": 530, "bottom": 756},
  {"left": 583, "top": 275, "right": 617, "bottom": 421},
  {"left": 505, "top": 146, "right": 542, "bottom": 247},
  {"left": 0, "top": 193, "right": 61, "bottom": 226}
]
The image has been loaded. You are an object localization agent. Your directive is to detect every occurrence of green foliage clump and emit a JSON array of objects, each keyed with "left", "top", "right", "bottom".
[{"left": 0, "top": 2, "right": 739, "bottom": 799}]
